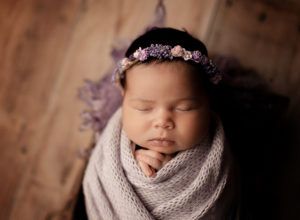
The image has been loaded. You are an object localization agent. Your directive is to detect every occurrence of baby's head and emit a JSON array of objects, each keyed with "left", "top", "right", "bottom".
[{"left": 114, "top": 27, "right": 221, "bottom": 155}]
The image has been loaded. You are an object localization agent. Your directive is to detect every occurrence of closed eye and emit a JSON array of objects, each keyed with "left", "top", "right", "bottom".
[
  {"left": 133, "top": 106, "right": 153, "bottom": 112},
  {"left": 175, "top": 106, "right": 193, "bottom": 111},
  {"left": 175, "top": 103, "right": 200, "bottom": 111},
  {"left": 129, "top": 99, "right": 154, "bottom": 112}
]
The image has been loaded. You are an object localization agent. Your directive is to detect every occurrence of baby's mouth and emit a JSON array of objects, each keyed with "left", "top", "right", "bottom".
[{"left": 148, "top": 138, "right": 175, "bottom": 147}]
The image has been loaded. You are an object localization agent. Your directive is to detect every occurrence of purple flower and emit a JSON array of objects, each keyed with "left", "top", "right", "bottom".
[
  {"left": 200, "top": 56, "right": 208, "bottom": 65},
  {"left": 114, "top": 44, "right": 224, "bottom": 87},
  {"left": 139, "top": 49, "right": 148, "bottom": 61},
  {"left": 192, "top": 51, "right": 201, "bottom": 62}
]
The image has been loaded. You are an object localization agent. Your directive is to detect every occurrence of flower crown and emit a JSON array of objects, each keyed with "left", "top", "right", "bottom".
[{"left": 113, "top": 44, "right": 223, "bottom": 85}]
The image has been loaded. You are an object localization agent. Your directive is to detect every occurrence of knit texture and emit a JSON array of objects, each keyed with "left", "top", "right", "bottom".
[{"left": 83, "top": 108, "right": 231, "bottom": 220}]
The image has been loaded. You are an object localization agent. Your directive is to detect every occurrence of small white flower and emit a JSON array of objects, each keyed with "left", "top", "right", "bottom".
[{"left": 183, "top": 51, "right": 192, "bottom": 60}]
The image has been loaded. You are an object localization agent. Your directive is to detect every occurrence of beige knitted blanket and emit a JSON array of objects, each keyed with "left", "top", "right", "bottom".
[{"left": 83, "top": 108, "right": 231, "bottom": 220}]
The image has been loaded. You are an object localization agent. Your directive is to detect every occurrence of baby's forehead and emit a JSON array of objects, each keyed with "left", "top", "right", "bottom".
[
  {"left": 149, "top": 59, "right": 196, "bottom": 70},
  {"left": 126, "top": 61, "right": 203, "bottom": 84},
  {"left": 124, "top": 61, "right": 207, "bottom": 95},
  {"left": 129, "top": 60, "right": 197, "bottom": 76}
]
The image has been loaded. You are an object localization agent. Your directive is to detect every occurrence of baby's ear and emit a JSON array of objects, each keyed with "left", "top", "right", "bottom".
[
  {"left": 118, "top": 85, "right": 125, "bottom": 96},
  {"left": 114, "top": 82, "right": 125, "bottom": 96}
]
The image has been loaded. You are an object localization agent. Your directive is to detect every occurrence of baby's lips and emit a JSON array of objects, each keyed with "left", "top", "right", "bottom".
[{"left": 148, "top": 139, "right": 175, "bottom": 147}]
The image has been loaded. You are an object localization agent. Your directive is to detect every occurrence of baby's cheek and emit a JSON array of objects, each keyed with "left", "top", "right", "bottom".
[
  {"left": 177, "top": 113, "right": 210, "bottom": 145},
  {"left": 122, "top": 110, "right": 149, "bottom": 143}
]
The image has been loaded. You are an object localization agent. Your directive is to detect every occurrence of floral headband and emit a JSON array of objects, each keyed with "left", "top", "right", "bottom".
[{"left": 113, "top": 44, "right": 223, "bottom": 85}]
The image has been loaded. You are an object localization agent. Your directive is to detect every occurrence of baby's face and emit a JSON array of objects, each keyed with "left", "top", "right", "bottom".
[{"left": 122, "top": 61, "right": 211, "bottom": 155}]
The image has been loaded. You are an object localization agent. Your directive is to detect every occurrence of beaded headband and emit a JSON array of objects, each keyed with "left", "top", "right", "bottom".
[{"left": 113, "top": 44, "right": 223, "bottom": 85}]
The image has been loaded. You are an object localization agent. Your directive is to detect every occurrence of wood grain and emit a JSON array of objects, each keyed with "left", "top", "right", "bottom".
[
  {"left": 0, "top": 0, "right": 299, "bottom": 219},
  {"left": 207, "top": 0, "right": 300, "bottom": 99},
  {"left": 0, "top": 0, "right": 217, "bottom": 219}
]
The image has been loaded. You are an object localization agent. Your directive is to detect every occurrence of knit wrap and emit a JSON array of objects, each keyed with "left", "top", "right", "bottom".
[{"left": 83, "top": 108, "right": 231, "bottom": 220}]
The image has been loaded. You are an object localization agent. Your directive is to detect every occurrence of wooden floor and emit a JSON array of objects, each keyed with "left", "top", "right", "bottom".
[{"left": 0, "top": 0, "right": 299, "bottom": 219}]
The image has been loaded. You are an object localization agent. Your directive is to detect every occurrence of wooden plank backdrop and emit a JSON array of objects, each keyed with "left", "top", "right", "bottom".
[
  {"left": 207, "top": 1, "right": 300, "bottom": 219},
  {"left": 207, "top": 0, "right": 300, "bottom": 102},
  {"left": 0, "top": 0, "right": 217, "bottom": 219},
  {"left": 0, "top": 0, "right": 299, "bottom": 219}
]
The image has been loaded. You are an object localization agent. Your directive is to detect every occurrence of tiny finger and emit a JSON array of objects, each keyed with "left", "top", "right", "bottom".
[
  {"left": 136, "top": 153, "right": 163, "bottom": 170},
  {"left": 135, "top": 149, "right": 165, "bottom": 162},
  {"left": 138, "top": 160, "right": 155, "bottom": 177}
]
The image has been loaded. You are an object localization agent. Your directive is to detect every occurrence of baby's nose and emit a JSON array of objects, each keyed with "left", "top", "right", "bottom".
[
  {"left": 155, "top": 120, "right": 174, "bottom": 129},
  {"left": 154, "top": 110, "right": 175, "bottom": 129}
]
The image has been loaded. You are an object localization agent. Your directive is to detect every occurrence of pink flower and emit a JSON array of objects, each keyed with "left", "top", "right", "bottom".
[
  {"left": 133, "top": 47, "right": 148, "bottom": 61},
  {"left": 120, "top": 58, "right": 131, "bottom": 68},
  {"left": 139, "top": 50, "right": 148, "bottom": 61},
  {"left": 171, "top": 45, "right": 184, "bottom": 57},
  {"left": 133, "top": 47, "right": 142, "bottom": 59}
]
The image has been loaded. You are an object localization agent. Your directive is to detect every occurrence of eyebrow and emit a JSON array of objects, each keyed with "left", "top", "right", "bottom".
[
  {"left": 129, "top": 98, "right": 155, "bottom": 103},
  {"left": 129, "top": 97, "right": 200, "bottom": 103}
]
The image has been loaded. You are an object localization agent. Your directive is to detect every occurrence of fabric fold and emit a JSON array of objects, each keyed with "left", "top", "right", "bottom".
[{"left": 83, "top": 108, "right": 232, "bottom": 220}]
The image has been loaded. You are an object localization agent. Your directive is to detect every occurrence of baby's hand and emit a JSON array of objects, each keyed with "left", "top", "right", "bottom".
[{"left": 134, "top": 149, "right": 172, "bottom": 177}]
